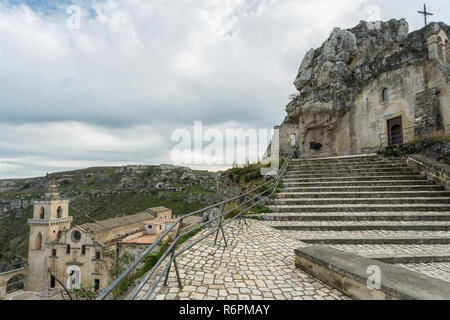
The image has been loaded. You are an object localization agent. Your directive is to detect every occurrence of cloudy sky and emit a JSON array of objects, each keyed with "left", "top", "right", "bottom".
[{"left": 0, "top": 0, "right": 449, "bottom": 178}]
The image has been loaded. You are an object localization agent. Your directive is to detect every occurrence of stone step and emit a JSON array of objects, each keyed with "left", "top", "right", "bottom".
[
  {"left": 297, "top": 237, "right": 450, "bottom": 245},
  {"left": 380, "top": 256, "right": 450, "bottom": 264},
  {"left": 287, "top": 163, "right": 406, "bottom": 170},
  {"left": 268, "top": 204, "right": 450, "bottom": 213},
  {"left": 294, "top": 246, "right": 450, "bottom": 299},
  {"left": 290, "top": 155, "right": 381, "bottom": 164},
  {"left": 282, "top": 175, "right": 427, "bottom": 183},
  {"left": 254, "top": 212, "right": 450, "bottom": 222},
  {"left": 275, "top": 191, "right": 450, "bottom": 199},
  {"left": 327, "top": 244, "right": 450, "bottom": 264},
  {"left": 282, "top": 180, "right": 435, "bottom": 188},
  {"left": 282, "top": 185, "right": 444, "bottom": 193},
  {"left": 284, "top": 170, "right": 419, "bottom": 179},
  {"left": 270, "top": 222, "right": 450, "bottom": 232},
  {"left": 284, "top": 230, "right": 450, "bottom": 244},
  {"left": 286, "top": 167, "right": 414, "bottom": 175},
  {"left": 272, "top": 197, "right": 450, "bottom": 205},
  {"left": 290, "top": 159, "right": 394, "bottom": 166}
]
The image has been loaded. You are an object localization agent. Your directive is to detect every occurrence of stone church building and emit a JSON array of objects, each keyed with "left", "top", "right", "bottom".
[
  {"left": 276, "top": 20, "right": 450, "bottom": 158},
  {"left": 25, "top": 179, "right": 175, "bottom": 295}
]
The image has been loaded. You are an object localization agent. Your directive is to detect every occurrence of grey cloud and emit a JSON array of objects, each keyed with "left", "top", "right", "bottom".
[{"left": 1, "top": 0, "right": 450, "bottom": 178}]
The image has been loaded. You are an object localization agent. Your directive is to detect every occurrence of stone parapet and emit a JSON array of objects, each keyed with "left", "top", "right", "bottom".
[
  {"left": 406, "top": 154, "right": 450, "bottom": 189},
  {"left": 28, "top": 217, "right": 73, "bottom": 226},
  {"left": 294, "top": 246, "right": 450, "bottom": 300}
]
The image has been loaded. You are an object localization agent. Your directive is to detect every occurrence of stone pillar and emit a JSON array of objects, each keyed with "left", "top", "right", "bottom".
[
  {"left": 440, "top": 42, "right": 447, "bottom": 65},
  {"left": 428, "top": 34, "right": 440, "bottom": 61},
  {"left": 277, "top": 123, "right": 299, "bottom": 155},
  {"left": 427, "top": 29, "right": 449, "bottom": 65},
  {"left": 446, "top": 41, "right": 450, "bottom": 65},
  {"left": 0, "top": 281, "right": 6, "bottom": 299}
]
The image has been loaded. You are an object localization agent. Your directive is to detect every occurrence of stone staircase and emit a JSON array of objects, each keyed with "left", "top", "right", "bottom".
[{"left": 260, "top": 154, "right": 450, "bottom": 282}]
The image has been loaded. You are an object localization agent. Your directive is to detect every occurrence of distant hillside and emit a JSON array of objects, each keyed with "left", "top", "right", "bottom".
[{"left": 0, "top": 165, "right": 218, "bottom": 272}]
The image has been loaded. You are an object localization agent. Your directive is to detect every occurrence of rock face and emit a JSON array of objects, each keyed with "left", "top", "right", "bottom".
[
  {"left": 289, "top": 19, "right": 412, "bottom": 120},
  {"left": 278, "top": 19, "right": 450, "bottom": 158}
]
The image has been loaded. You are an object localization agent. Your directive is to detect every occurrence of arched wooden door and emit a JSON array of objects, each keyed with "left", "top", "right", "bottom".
[{"left": 388, "top": 117, "right": 403, "bottom": 146}]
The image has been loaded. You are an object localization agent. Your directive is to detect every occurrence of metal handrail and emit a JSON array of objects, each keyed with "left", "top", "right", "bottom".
[{"left": 97, "top": 150, "right": 295, "bottom": 300}]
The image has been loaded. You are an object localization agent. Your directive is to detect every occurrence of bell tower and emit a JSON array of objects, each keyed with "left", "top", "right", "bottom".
[{"left": 26, "top": 177, "right": 72, "bottom": 292}]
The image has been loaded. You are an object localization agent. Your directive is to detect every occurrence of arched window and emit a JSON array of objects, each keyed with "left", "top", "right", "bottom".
[
  {"left": 57, "top": 206, "right": 63, "bottom": 218},
  {"left": 66, "top": 244, "right": 71, "bottom": 255},
  {"left": 35, "top": 233, "right": 42, "bottom": 250},
  {"left": 382, "top": 88, "right": 389, "bottom": 102},
  {"left": 437, "top": 36, "right": 444, "bottom": 60},
  {"left": 40, "top": 207, "right": 45, "bottom": 219}
]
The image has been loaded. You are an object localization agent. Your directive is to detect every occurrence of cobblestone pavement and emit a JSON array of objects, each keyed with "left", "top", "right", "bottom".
[
  {"left": 258, "top": 220, "right": 450, "bottom": 282},
  {"left": 328, "top": 244, "right": 450, "bottom": 281},
  {"left": 136, "top": 219, "right": 350, "bottom": 300},
  {"left": 395, "top": 263, "right": 450, "bottom": 282}
]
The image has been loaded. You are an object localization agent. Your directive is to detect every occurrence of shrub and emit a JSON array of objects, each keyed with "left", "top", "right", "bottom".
[{"left": 251, "top": 206, "right": 272, "bottom": 214}]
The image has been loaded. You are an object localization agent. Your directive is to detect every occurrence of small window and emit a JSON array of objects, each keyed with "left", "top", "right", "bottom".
[
  {"left": 81, "top": 245, "right": 86, "bottom": 255},
  {"left": 66, "top": 244, "right": 71, "bottom": 255},
  {"left": 57, "top": 206, "right": 63, "bottom": 218},
  {"left": 52, "top": 249, "right": 57, "bottom": 257},
  {"left": 35, "top": 233, "right": 43, "bottom": 250},
  {"left": 50, "top": 275, "right": 56, "bottom": 288},
  {"left": 40, "top": 207, "right": 45, "bottom": 219},
  {"left": 159, "top": 225, "right": 162, "bottom": 230},
  {"left": 94, "top": 279, "right": 100, "bottom": 291},
  {"left": 382, "top": 88, "right": 389, "bottom": 102},
  {"left": 72, "top": 231, "right": 81, "bottom": 242},
  {"left": 148, "top": 225, "right": 152, "bottom": 229},
  {"left": 95, "top": 251, "right": 101, "bottom": 260}
]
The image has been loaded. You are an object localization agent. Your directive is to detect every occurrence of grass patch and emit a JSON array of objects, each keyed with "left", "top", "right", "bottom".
[
  {"left": 249, "top": 205, "right": 272, "bottom": 214},
  {"left": 228, "top": 163, "right": 262, "bottom": 184}
]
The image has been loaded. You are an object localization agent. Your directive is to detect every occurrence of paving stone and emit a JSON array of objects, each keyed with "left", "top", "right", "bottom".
[{"left": 136, "top": 220, "right": 348, "bottom": 300}]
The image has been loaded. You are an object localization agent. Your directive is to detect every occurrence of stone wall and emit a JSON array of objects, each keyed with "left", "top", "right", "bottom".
[
  {"left": 415, "top": 88, "right": 442, "bottom": 137},
  {"left": 406, "top": 154, "right": 450, "bottom": 190},
  {"left": 0, "top": 268, "right": 27, "bottom": 298}
]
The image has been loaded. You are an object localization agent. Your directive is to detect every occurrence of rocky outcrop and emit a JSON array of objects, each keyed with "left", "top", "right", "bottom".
[{"left": 285, "top": 19, "right": 450, "bottom": 137}]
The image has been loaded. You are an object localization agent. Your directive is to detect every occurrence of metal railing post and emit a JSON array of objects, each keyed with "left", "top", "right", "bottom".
[
  {"left": 214, "top": 203, "right": 228, "bottom": 247},
  {"left": 237, "top": 191, "right": 248, "bottom": 227},
  {"left": 163, "top": 218, "right": 184, "bottom": 287}
]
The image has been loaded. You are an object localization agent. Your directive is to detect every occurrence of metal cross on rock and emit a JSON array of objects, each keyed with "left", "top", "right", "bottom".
[{"left": 418, "top": 3, "right": 434, "bottom": 26}]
